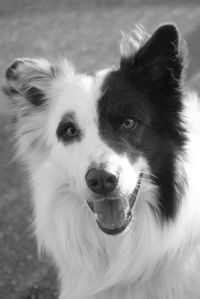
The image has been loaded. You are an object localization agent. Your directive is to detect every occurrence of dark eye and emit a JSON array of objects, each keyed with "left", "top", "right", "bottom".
[
  {"left": 57, "top": 122, "right": 80, "bottom": 141},
  {"left": 64, "top": 125, "right": 78, "bottom": 138},
  {"left": 122, "top": 118, "right": 138, "bottom": 130}
]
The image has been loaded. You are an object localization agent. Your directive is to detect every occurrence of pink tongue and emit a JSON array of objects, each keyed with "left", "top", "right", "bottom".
[{"left": 94, "top": 199, "right": 128, "bottom": 229}]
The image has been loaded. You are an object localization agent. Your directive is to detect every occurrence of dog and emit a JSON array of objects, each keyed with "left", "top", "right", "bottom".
[{"left": 4, "top": 24, "right": 200, "bottom": 299}]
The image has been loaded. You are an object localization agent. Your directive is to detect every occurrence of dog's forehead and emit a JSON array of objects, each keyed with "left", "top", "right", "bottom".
[{"left": 49, "top": 68, "right": 111, "bottom": 126}]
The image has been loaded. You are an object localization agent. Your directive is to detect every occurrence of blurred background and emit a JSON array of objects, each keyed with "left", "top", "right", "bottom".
[{"left": 0, "top": 0, "right": 200, "bottom": 298}]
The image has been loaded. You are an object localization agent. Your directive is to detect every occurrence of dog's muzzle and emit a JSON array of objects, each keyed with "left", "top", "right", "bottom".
[{"left": 85, "top": 168, "right": 142, "bottom": 235}]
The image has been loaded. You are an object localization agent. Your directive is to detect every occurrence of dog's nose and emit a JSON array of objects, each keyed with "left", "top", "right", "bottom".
[{"left": 86, "top": 168, "right": 118, "bottom": 195}]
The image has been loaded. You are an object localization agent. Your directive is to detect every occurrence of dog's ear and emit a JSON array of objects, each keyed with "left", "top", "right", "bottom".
[
  {"left": 120, "top": 24, "right": 187, "bottom": 94},
  {"left": 4, "top": 58, "right": 56, "bottom": 108}
]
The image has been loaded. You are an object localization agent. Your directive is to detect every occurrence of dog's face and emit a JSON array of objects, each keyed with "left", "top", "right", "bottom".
[{"left": 4, "top": 24, "right": 186, "bottom": 236}]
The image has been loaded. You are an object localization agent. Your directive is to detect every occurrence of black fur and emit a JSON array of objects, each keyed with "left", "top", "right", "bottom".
[
  {"left": 24, "top": 86, "right": 46, "bottom": 106},
  {"left": 98, "top": 24, "right": 187, "bottom": 220}
]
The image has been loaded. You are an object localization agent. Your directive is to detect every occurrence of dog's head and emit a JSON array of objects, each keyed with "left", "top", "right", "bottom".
[{"left": 4, "top": 24, "right": 187, "bottom": 237}]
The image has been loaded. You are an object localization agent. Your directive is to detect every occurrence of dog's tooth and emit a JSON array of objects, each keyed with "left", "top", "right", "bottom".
[
  {"left": 119, "top": 211, "right": 125, "bottom": 221},
  {"left": 95, "top": 213, "right": 104, "bottom": 222}
]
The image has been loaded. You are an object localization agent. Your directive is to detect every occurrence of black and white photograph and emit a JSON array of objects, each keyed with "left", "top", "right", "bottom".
[{"left": 1, "top": 0, "right": 200, "bottom": 298}]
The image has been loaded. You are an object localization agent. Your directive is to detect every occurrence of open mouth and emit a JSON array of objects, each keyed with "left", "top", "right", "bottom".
[
  {"left": 87, "top": 174, "right": 142, "bottom": 235},
  {"left": 96, "top": 210, "right": 132, "bottom": 235}
]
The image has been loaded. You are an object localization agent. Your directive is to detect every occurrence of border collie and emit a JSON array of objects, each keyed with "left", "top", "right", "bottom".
[{"left": 4, "top": 24, "right": 200, "bottom": 299}]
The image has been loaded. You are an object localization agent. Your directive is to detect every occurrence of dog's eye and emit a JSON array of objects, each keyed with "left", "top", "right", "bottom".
[
  {"left": 122, "top": 119, "right": 138, "bottom": 130},
  {"left": 57, "top": 122, "right": 79, "bottom": 141},
  {"left": 63, "top": 124, "right": 78, "bottom": 138}
]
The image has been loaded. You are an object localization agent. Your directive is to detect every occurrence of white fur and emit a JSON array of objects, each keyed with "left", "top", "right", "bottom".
[{"left": 6, "top": 58, "right": 200, "bottom": 299}]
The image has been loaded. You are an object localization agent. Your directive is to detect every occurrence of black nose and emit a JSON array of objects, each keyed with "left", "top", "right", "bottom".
[{"left": 86, "top": 168, "right": 118, "bottom": 195}]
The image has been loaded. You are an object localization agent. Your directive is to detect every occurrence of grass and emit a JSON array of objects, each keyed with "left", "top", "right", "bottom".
[{"left": 0, "top": 1, "right": 200, "bottom": 298}]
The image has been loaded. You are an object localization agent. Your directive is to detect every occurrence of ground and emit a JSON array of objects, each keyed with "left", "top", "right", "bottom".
[{"left": 0, "top": 0, "right": 200, "bottom": 298}]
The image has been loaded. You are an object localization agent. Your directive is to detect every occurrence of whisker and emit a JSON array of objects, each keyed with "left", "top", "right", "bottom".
[
  {"left": 141, "top": 177, "right": 154, "bottom": 183},
  {"left": 141, "top": 170, "right": 158, "bottom": 180}
]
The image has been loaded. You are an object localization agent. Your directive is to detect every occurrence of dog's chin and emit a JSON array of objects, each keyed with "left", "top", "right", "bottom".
[{"left": 87, "top": 175, "right": 142, "bottom": 235}]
